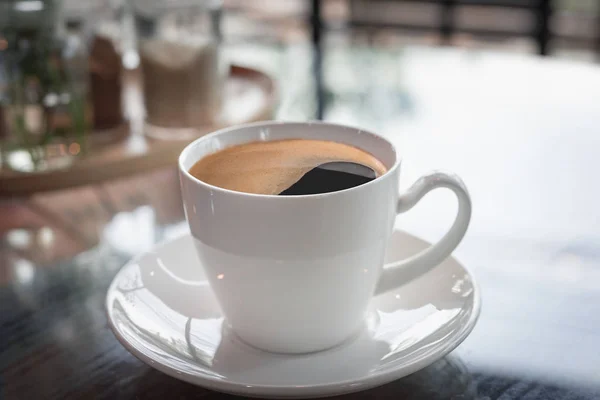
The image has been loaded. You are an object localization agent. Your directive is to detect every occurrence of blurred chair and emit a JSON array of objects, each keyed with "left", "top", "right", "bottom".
[
  {"left": 343, "top": 0, "right": 549, "bottom": 54},
  {"left": 313, "top": 0, "right": 600, "bottom": 58}
]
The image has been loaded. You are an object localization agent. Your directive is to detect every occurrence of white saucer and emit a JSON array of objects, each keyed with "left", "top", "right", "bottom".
[{"left": 106, "top": 230, "right": 480, "bottom": 398}]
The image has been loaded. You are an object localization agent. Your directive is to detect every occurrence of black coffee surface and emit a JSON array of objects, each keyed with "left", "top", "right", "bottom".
[{"left": 279, "top": 167, "right": 375, "bottom": 195}]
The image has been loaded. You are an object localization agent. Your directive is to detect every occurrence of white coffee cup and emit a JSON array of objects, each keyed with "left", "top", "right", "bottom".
[{"left": 178, "top": 121, "right": 471, "bottom": 354}]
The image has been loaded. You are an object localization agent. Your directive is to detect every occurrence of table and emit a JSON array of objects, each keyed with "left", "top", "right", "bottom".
[{"left": 1, "top": 46, "right": 600, "bottom": 399}]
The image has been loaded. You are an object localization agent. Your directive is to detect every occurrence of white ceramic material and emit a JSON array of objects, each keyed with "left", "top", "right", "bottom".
[
  {"left": 178, "top": 121, "right": 472, "bottom": 353},
  {"left": 106, "top": 231, "right": 480, "bottom": 398}
]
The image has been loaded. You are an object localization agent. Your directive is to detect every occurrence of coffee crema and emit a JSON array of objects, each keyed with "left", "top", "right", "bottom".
[{"left": 189, "top": 139, "right": 388, "bottom": 195}]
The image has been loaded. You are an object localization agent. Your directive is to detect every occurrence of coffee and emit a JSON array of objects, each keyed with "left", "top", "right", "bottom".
[{"left": 188, "top": 139, "right": 387, "bottom": 195}]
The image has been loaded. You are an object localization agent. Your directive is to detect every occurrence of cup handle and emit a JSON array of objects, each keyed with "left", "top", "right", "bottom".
[{"left": 374, "top": 171, "right": 472, "bottom": 295}]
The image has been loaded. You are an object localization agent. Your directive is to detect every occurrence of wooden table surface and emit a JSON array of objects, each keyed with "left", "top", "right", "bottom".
[{"left": 1, "top": 46, "right": 600, "bottom": 399}]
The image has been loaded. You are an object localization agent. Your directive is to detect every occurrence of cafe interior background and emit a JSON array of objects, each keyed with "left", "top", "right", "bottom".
[{"left": 1, "top": 0, "right": 600, "bottom": 399}]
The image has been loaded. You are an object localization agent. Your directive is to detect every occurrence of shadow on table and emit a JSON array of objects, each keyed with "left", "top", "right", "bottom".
[{"left": 133, "top": 355, "right": 476, "bottom": 399}]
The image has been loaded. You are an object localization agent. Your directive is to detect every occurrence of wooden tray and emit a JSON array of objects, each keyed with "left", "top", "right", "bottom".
[{"left": 0, "top": 65, "right": 277, "bottom": 196}]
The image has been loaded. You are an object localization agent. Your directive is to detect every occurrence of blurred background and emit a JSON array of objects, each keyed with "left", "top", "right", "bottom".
[
  {"left": 216, "top": 0, "right": 600, "bottom": 121},
  {"left": 1, "top": 0, "right": 600, "bottom": 296},
  {"left": 177, "top": 0, "right": 600, "bottom": 119},
  {"left": 2, "top": 2, "right": 600, "bottom": 399},
  {"left": 1, "top": 0, "right": 600, "bottom": 291}
]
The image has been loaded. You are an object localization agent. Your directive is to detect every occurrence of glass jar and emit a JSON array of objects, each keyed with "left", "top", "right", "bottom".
[{"left": 132, "top": 0, "right": 226, "bottom": 139}]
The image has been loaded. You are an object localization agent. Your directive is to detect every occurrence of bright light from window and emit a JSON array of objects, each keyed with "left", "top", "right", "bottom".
[{"left": 14, "top": 1, "right": 43, "bottom": 12}]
